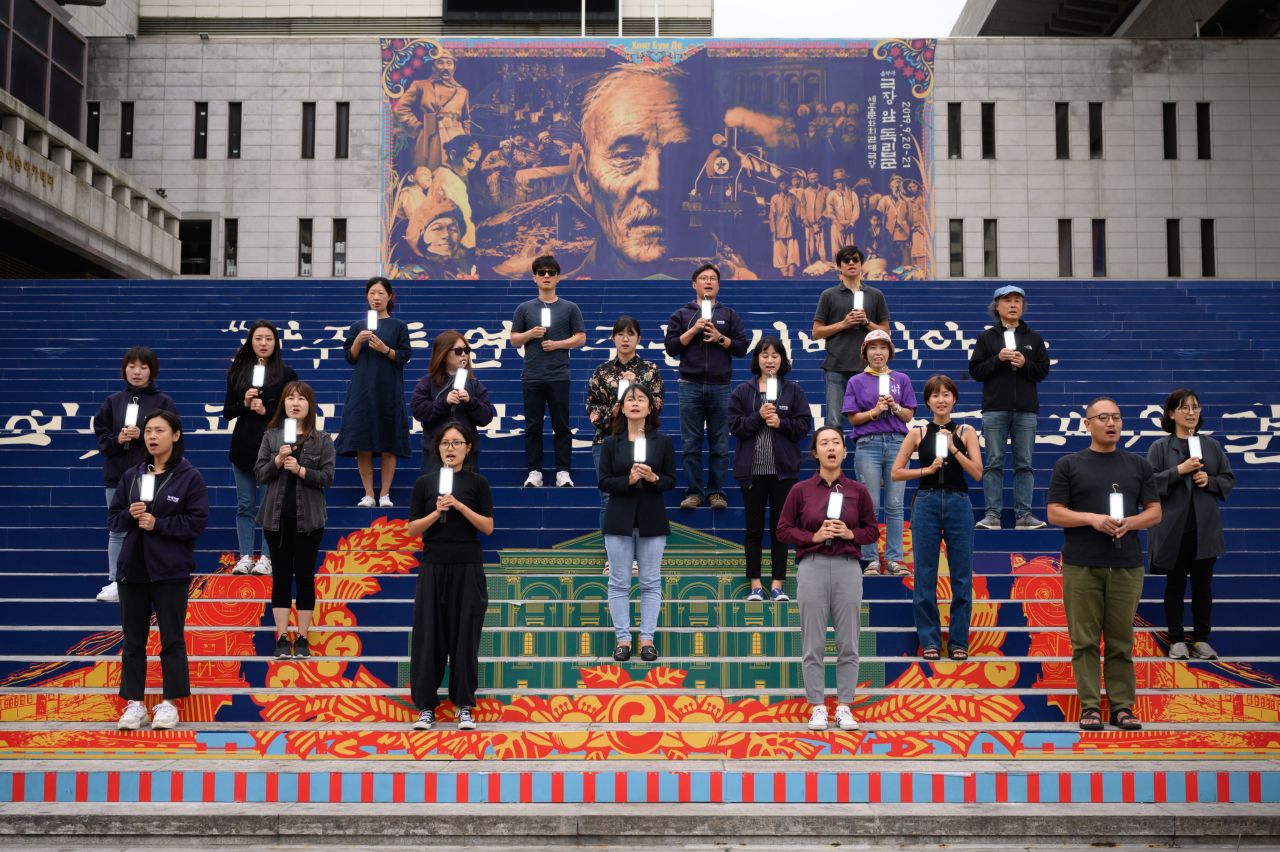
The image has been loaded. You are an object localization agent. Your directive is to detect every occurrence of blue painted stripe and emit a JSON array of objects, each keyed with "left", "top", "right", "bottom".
[
  {"left": 657, "top": 771, "right": 677, "bottom": 803},
  {"left": 182, "top": 771, "right": 203, "bottom": 804},
  {"left": 816, "top": 772, "right": 837, "bottom": 803},
  {"left": 562, "top": 771, "right": 583, "bottom": 803},
  {"left": 722, "top": 771, "right": 742, "bottom": 804},
  {"left": 974, "top": 772, "right": 996, "bottom": 804},
  {"left": 1262, "top": 772, "right": 1280, "bottom": 804},
  {"left": 944, "top": 772, "right": 965, "bottom": 804},
  {"left": 278, "top": 772, "right": 298, "bottom": 803},
  {"left": 848, "top": 771, "right": 869, "bottom": 803},
  {"left": 531, "top": 772, "right": 553, "bottom": 803},
  {"left": 690, "top": 771, "right": 711, "bottom": 803},
  {"left": 1070, "top": 772, "right": 1091, "bottom": 804},
  {"left": 372, "top": 772, "right": 393, "bottom": 803},
  {"left": 1102, "top": 771, "right": 1122, "bottom": 803},
  {"left": 1134, "top": 771, "right": 1155, "bottom": 803},
  {"left": 595, "top": 770, "right": 616, "bottom": 804}
]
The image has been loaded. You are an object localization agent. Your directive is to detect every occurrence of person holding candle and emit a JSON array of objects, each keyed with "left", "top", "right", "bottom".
[
  {"left": 1047, "top": 397, "right": 1161, "bottom": 731},
  {"left": 92, "top": 346, "right": 178, "bottom": 603},
  {"left": 775, "top": 426, "right": 880, "bottom": 731},
  {"left": 665, "top": 263, "right": 749, "bottom": 511},
  {"left": 890, "top": 375, "right": 984, "bottom": 660},
  {"left": 967, "top": 285, "right": 1051, "bottom": 530},
  {"left": 335, "top": 277, "right": 413, "bottom": 508},
  {"left": 1146, "top": 388, "right": 1235, "bottom": 661},
  {"left": 108, "top": 410, "right": 208, "bottom": 731},
  {"left": 729, "top": 336, "right": 813, "bottom": 601},
  {"left": 811, "top": 245, "right": 890, "bottom": 428},
  {"left": 223, "top": 320, "right": 297, "bottom": 576},
  {"left": 509, "top": 255, "right": 586, "bottom": 488},
  {"left": 255, "top": 381, "right": 335, "bottom": 660},
  {"left": 597, "top": 384, "right": 676, "bottom": 662},
  {"left": 841, "top": 329, "right": 916, "bottom": 576},
  {"left": 407, "top": 422, "right": 494, "bottom": 731},
  {"left": 411, "top": 330, "right": 495, "bottom": 472}
]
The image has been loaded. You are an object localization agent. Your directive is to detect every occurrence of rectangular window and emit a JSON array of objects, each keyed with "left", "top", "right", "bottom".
[
  {"left": 298, "top": 218, "right": 313, "bottom": 277},
  {"left": 224, "top": 218, "right": 239, "bottom": 277},
  {"left": 1088, "top": 102, "right": 1103, "bottom": 159},
  {"left": 227, "top": 102, "right": 241, "bottom": 159},
  {"left": 983, "top": 219, "right": 998, "bottom": 277},
  {"left": 178, "top": 219, "right": 212, "bottom": 275},
  {"left": 1201, "top": 219, "right": 1216, "bottom": 277},
  {"left": 301, "top": 102, "right": 316, "bottom": 160},
  {"left": 1162, "top": 102, "right": 1177, "bottom": 160},
  {"left": 947, "top": 102, "right": 961, "bottom": 159},
  {"left": 1058, "top": 219, "right": 1073, "bottom": 277},
  {"left": 948, "top": 219, "right": 964, "bottom": 277},
  {"left": 1196, "top": 101, "right": 1211, "bottom": 160},
  {"left": 119, "top": 101, "right": 134, "bottom": 159},
  {"left": 335, "top": 102, "right": 350, "bottom": 160},
  {"left": 1166, "top": 219, "right": 1181, "bottom": 277},
  {"left": 1091, "top": 219, "right": 1107, "bottom": 278},
  {"left": 1054, "top": 102, "right": 1069, "bottom": 160},
  {"left": 332, "top": 218, "right": 348, "bottom": 276},
  {"left": 86, "top": 101, "right": 100, "bottom": 152},
  {"left": 193, "top": 101, "right": 208, "bottom": 159},
  {"left": 980, "top": 102, "right": 995, "bottom": 159}
]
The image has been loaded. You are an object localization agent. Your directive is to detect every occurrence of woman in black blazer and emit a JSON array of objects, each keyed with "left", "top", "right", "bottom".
[{"left": 597, "top": 384, "right": 676, "bottom": 662}]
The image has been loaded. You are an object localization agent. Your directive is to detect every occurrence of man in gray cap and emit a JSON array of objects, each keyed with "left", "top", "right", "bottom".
[{"left": 967, "top": 284, "right": 1051, "bottom": 529}]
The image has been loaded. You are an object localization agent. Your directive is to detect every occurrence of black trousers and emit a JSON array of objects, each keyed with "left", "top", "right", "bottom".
[
  {"left": 118, "top": 579, "right": 190, "bottom": 701},
  {"left": 1164, "top": 553, "right": 1216, "bottom": 643},
  {"left": 742, "top": 474, "right": 797, "bottom": 582},
  {"left": 410, "top": 561, "right": 488, "bottom": 711},
  {"left": 522, "top": 379, "right": 572, "bottom": 473},
  {"left": 264, "top": 520, "right": 323, "bottom": 610}
]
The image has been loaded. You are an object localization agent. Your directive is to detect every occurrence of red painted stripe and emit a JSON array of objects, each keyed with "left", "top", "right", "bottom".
[
  {"left": 931, "top": 773, "right": 945, "bottom": 804},
  {"left": 1154, "top": 772, "right": 1166, "bottom": 804},
  {"left": 328, "top": 773, "right": 341, "bottom": 804},
  {"left": 234, "top": 772, "right": 247, "bottom": 803},
  {"left": 582, "top": 771, "right": 595, "bottom": 804},
  {"left": 742, "top": 772, "right": 755, "bottom": 804},
  {"left": 1027, "top": 773, "right": 1040, "bottom": 804},
  {"left": 995, "top": 773, "right": 1008, "bottom": 803},
  {"left": 202, "top": 773, "right": 215, "bottom": 803},
  {"left": 392, "top": 773, "right": 405, "bottom": 804},
  {"left": 1250, "top": 772, "right": 1262, "bottom": 804},
  {"left": 297, "top": 773, "right": 310, "bottom": 804},
  {"left": 520, "top": 773, "right": 533, "bottom": 803},
  {"left": 11, "top": 773, "right": 23, "bottom": 802},
  {"left": 360, "top": 773, "right": 373, "bottom": 804},
  {"left": 869, "top": 772, "right": 881, "bottom": 804},
  {"left": 1186, "top": 771, "right": 1199, "bottom": 804},
  {"left": 646, "top": 771, "right": 659, "bottom": 804},
  {"left": 45, "top": 773, "right": 56, "bottom": 802},
  {"left": 265, "top": 774, "right": 278, "bottom": 803},
  {"left": 836, "top": 773, "right": 849, "bottom": 803},
  {"left": 488, "top": 773, "right": 501, "bottom": 803},
  {"left": 710, "top": 772, "right": 723, "bottom": 804},
  {"left": 422, "top": 773, "right": 436, "bottom": 804},
  {"left": 774, "top": 773, "right": 786, "bottom": 804},
  {"left": 170, "top": 772, "right": 183, "bottom": 803},
  {"left": 74, "top": 773, "right": 87, "bottom": 803},
  {"left": 677, "top": 773, "right": 690, "bottom": 804},
  {"left": 1122, "top": 772, "right": 1134, "bottom": 803},
  {"left": 138, "top": 773, "right": 151, "bottom": 804},
  {"left": 965, "top": 773, "right": 977, "bottom": 803},
  {"left": 1090, "top": 773, "right": 1103, "bottom": 803},
  {"left": 900, "top": 773, "right": 912, "bottom": 803},
  {"left": 107, "top": 772, "right": 120, "bottom": 803},
  {"left": 551, "top": 772, "right": 564, "bottom": 804},
  {"left": 1058, "top": 773, "right": 1071, "bottom": 804},
  {"left": 1216, "top": 773, "right": 1229, "bottom": 803},
  {"left": 456, "top": 772, "right": 469, "bottom": 804},
  {"left": 805, "top": 773, "right": 818, "bottom": 803}
]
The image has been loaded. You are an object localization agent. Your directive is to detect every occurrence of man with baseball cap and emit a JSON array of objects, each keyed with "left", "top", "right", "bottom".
[{"left": 968, "top": 284, "right": 1051, "bottom": 529}]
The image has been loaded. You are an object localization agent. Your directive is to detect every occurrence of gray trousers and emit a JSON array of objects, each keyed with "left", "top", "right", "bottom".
[{"left": 797, "top": 552, "right": 863, "bottom": 705}]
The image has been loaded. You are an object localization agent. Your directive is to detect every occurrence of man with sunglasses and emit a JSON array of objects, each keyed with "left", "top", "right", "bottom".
[
  {"left": 509, "top": 255, "right": 586, "bottom": 487},
  {"left": 1047, "top": 397, "right": 1161, "bottom": 733},
  {"left": 811, "top": 245, "right": 890, "bottom": 428}
]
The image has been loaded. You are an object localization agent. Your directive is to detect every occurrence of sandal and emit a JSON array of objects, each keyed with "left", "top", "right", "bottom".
[
  {"left": 948, "top": 647, "right": 969, "bottom": 661},
  {"left": 1110, "top": 708, "right": 1143, "bottom": 731},
  {"left": 922, "top": 647, "right": 941, "bottom": 661},
  {"left": 1078, "top": 708, "right": 1104, "bottom": 731},
  {"left": 887, "top": 561, "right": 911, "bottom": 576}
]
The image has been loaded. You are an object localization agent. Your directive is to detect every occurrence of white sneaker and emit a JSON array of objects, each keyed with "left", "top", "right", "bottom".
[
  {"left": 96, "top": 581, "right": 119, "bottom": 602},
  {"left": 357, "top": 495, "right": 376, "bottom": 508},
  {"left": 117, "top": 700, "right": 150, "bottom": 730},
  {"left": 834, "top": 704, "right": 859, "bottom": 731},
  {"left": 523, "top": 471, "right": 543, "bottom": 488},
  {"left": 413, "top": 709, "right": 435, "bottom": 730},
  {"left": 379, "top": 494, "right": 394, "bottom": 508},
  {"left": 555, "top": 471, "right": 574, "bottom": 488},
  {"left": 232, "top": 555, "right": 254, "bottom": 575},
  {"left": 807, "top": 704, "right": 829, "bottom": 730},
  {"left": 151, "top": 700, "right": 179, "bottom": 730},
  {"left": 1168, "top": 641, "right": 1190, "bottom": 660},
  {"left": 1190, "top": 641, "right": 1219, "bottom": 660},
  {"left": 457, "top": 706, "right": 477, "bottom": 730},
  {"left": 251, "top": 555, "right": 272, "bottom": 576}
]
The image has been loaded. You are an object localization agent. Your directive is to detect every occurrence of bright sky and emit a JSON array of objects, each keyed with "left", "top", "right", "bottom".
[{"left": 713, "top": 0, "right": 967, "bottom": 38}]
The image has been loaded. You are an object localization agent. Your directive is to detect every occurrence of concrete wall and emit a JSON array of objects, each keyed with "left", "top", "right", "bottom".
[
  {"left": 131, "top": 0, "right": 711, "bottom": 19},
  {"left": 65, "top": 0, "right": 140, "bottom": 38}
]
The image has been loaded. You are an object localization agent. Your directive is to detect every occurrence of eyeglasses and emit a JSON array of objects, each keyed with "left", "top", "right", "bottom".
[
  {"left": 695, "top": 275, "right": 719, "bottom": 283},
  {"left": 1086, "top": 413, "right": 1123, "bottom": 424},
  {"left": 451, "top": 346, "right": 470, "bottom": 355},
  {"left": 439, "top": 440, "right": 468, "bottom": 449},
  {"left": 1176, "top": 405, "right": 1201, "bottom": 414},
  {"left": 533, "top": 269, "right": 557, "bottom": 278}
]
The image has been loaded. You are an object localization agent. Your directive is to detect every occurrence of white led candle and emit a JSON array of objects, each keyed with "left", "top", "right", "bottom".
[
  {"left": 1188, "top": 436, "right": 1203, "bottom": 459},
  {"left": 700, "top": 299, "right": 713, "bottom": 321},
  {"left": 283, "top": 418, "right": 298, "bottom": 445},
  {"left": 251, "top": 364, "right": 266, "bottom": 389},
  {"left": 633, "top": 436, "right": 647, "bottom": 464},
  {"left": 139, "top": 473, "right": 156, "bottom": 503},
  {"left": 1109, "top": 492, "right": 1125, "bottom": 522},
  {"left": 453, "top": 368, "right": 468, "bottom": 391},
  {"left": 617, "top": 378, "right": 631, "bottom": 400},
  {"left": 367, "top": 310, "right": 378, "bottom": 333},
  {"left": 878, "top": 374, "right": 891, "bottom": 398},
  {"left": 765, "top": 377, "right": 778, "bottom": 402},
  {"left": 124, "top": 402, "right": 140, "bottom": 428},
  {"left": 540, "top": 306, "right": 552, "bottom": 329},
  {"left": 438, "top": 466, "right": 454, "bottom": 497},
  {"left": 935, "top": 432, "right": 949, "bottom": 460},
  {"left": 826, "top": 492, "right": 844, "bottom": 520},
  {"left": 853, "top": 290, "right": 864, "bottom": 312}
]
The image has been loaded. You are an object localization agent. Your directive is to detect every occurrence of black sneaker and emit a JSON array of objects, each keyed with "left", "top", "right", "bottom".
[
  {"left": 413, "top": 709, "right": 434, "bottom": 730},
  {"left": 292, "top": 636, "right": 310, "bottom": 658},
  {"left": 274, "top": 635, "right": 291, "bottom": 659}
]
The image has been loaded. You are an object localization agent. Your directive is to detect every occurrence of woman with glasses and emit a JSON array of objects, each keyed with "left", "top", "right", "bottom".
[
  {"left": 1147, "top": 389, "right": 1235, "bottom": 661},
  {"left": 411, "top": 330, "right": 496, "bottom": 472}
]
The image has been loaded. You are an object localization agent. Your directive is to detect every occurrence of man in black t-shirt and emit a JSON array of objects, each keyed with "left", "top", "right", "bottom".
[
  {"left": 1047, "top": 397, "right": 1161, "bottom": 733},
  {"left": 810, "top": 246, "right": 890, "bottom": 428}
]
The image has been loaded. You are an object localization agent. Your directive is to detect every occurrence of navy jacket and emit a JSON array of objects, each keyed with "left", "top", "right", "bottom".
[
  {"left": 409, "top": 372, "right": 496, "bottom": 454},
  {"left": 728, "top": 378, "right": 813, "bottom": 486},
  {"left": 663, "top": 300, "right": 749, "bottom": 384},
  {"left": 967, "top": 321, "right": 1051, "bottom": 413},
  {"left": 108, "top": 458, "right": 209, "bottom": 583},
  {"left": 597, "top": 431, "right": 677, "bottom": 537},
  {"left": 92, "top": 384, "right": 179, "bottom": 488}
]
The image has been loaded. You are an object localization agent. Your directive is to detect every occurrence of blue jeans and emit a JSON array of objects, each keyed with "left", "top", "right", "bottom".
[
  {"left": 232, "top": 465, "right": 263, "bottom": 558},
  {"left": 604, "top": 531, "right": 665, "bottom": 643},
  {"left": 105, "top": 487, "right": 125, "bottom": 580},
  {"left": 678, "top": 381, "right": 730, "bottom": 500},
  {"left": 823, "top": 370, "right": 855, "bottom": 429},
  {"left": 910, "top": 489, "right": 975, "bottom": 651},
  {"left": 981, "top": 410, "right": 1037, "bottom": 518},
  {"left": 592, "top": 443, "right": 608, "bottom": 530},
  {"left": 853, "top": 433, "right": 905, "bottom": 564}
]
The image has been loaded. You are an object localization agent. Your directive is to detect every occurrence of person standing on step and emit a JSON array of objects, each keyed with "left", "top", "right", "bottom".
[
  {"left": 968, "top": 284, "right": 1051, "bottom": 530},
  {"left": 255, "top": 381, "right": 335, "bottom": 660},
  {"left": 811, "top": 245, "right": 890, "bottom": 428},
  {"left": 890, "top": 375, "right": 983, "bottom": 661},
  {"left": 775, "top": 426, "right": 879, "bottom": 732},
  {"left": 597, "top": 384, "right": 676, "bottom": 663},
  {"left": 411, "top": 330, "right": 495, "bottom": 472},
  {"left": 223, "top": 320, "right": 297, "bottom": 577},
  {"left": 1146, "top": 388, "right": 1234, "bottom": 662},
  {"left": 842, "top": 329, "right": 916, "bottom": 576},
  {"left": 335, "top": 276, "right": 413, "bottom": 508},
  {"left": 408, "top": 422, "right": 494, "bottom": 731},
  {"left": 109, "top": 410, "right": 208, "bottom": 731},
  {"left": 1047, "top": 397, "right": 1161, "bottom": 732},
  {"left": 509, "top": 255, "right": 585, "bottom": 488},
  {"left": 665, "top": 263, "right": 749, "bottom": 511},
  {"left": 729, "top": 336, "right": 813, "bottom": 602},
  {"left": 92, "top": 346, "right": 178, "bottom": 603}
]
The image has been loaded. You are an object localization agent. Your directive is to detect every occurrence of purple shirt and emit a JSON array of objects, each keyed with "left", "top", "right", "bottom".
[
  {"left": 841, "top": 370, "right": 916, "bottom": 441},
  {"left": 775, "top": 472, "right": 880, "bottom": 563}
]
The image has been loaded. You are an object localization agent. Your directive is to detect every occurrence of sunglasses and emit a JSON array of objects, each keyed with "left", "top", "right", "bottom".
[
  {"left": 451, "top": 346, "right": 470, "bottom": 355},
  {"left": 533, "top": 269, "right": 557, "bottom": 277}
]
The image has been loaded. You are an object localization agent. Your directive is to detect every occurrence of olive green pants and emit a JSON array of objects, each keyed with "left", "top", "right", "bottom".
[{"left": 1061, "top": 562, "right": 1144, "bottom": 714}]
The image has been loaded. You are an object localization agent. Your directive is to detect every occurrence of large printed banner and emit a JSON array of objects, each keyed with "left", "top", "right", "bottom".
[{"left": 380, "top": 38, "right": 935, "bottom": 281}]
